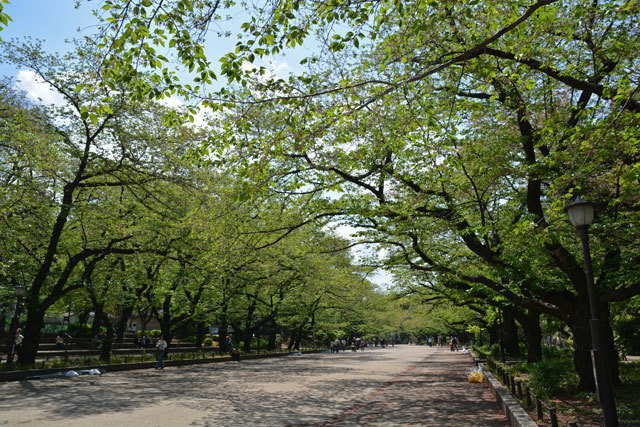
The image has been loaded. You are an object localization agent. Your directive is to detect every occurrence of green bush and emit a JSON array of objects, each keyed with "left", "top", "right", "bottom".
[
  {"left": 68, "top": 323, "right": 92, "bottom": 337},
  {"left": 620, "top": 361, "right": 640, "bottom": 383},
  {"left": 542, "top": 344, "right": 572, "bottom": 359},
  {"left": 528, "top": 359, "right": 578, "bottom": 398},
  {"left": 615, "top": 317, "right": 640, "bottom": 354},
  {"left": 203, "top": 337, "right": 213, "bottom": 346},
  {"left": 488, "top": 343, "right": 501, "bottom": 358}
]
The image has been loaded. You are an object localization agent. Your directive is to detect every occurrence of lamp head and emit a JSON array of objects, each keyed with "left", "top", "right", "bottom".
[
  {"left": 14, "top": 284, "right": 26, "bottom": 297},
  {"left": 565, "top": 196, "right": 594, "bottom": 228}
]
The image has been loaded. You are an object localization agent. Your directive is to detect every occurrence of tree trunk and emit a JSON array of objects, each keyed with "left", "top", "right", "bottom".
[
  {"left": 488, "top": 323, "right": 500, "bottom": 346},
  {"left": 78, "top": 308, "right": 90, "bottom": 328},
  {"left": 20, "top": 307, "right": 45, "bottom": 365},
  {"left": 195, "top": 322, "right": 204, "bottom": 348},
  {"left": 0, "top": 310, "right": 6, "bottom": 338},
  {"left": 502, "top": 306, "right": 522, "bottom": 359},
  {"left": 287, "top": 331, "right": 294, "bottom": 350},
  {"left": 600, "top": 301, "right": 621, "bottom": 386},
  {"left": 565, "top": 295, "right": 621, "bottom": 392},
  {"left": 568, "top": 313, "right": 596, "bottom": 391},
  {"left": 515, "top": 308, "right": 542, "bottom": 363},
  {"left": 115, "top": 305, "right": 133, "bottom": 343},
  {"left": 99, "top": 316, "right": 115, "bottom": 362},
  {"left": 90, "top": 312, "right": 102, "bottom": 337},
  {"left": 159, "top": 311, "right": 174, "bottom": 358}
]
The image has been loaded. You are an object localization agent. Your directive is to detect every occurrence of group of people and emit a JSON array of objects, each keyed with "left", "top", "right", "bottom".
[
  {"left": 329, "top": 338, "right": 346, "bottom": 353},
  {"left": 330, "top": 337, "right": 393, "bottom": 353},
  {"left": 422, "top": 336, "right": 461, "bottom": 350},
  {"left": 133, "top": 334, "right": 155, "bottom": 349}
]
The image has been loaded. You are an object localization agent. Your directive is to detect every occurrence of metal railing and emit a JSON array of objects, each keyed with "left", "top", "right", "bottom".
[{"left": 485, "top": 357, "right": 559, "bottom": 427}]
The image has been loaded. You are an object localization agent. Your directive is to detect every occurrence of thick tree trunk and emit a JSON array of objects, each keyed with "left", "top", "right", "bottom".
[
  {"left": 20, "top": 307, "right": 45, "bottom": 365},
  {"left": 502, "top": 306, "right": 522, "bottom": 359},
  {"left": 600, "top": 302, "right": 621, "bottom": 386},
  {"left": 488, "top": 323, "right": 500, "bottom": 346},
  {"left": 90, "top": 312, "right": 102, "bottom": 337},
  {"left": 515, "top": 309, "right": 542, "bottom": 363},
  {"left": 292, "top": 322, "right": 306, "bottom": 350},
  {"left": 0, "top": 311, "right": 6, "bottom": 338},
  {"left": 567, "top": 296, "right": 621, "bottom": 391},
  {"left": 99, "top": 316, "right": 115, "bottom": 362},
  {"left": 78, "top": 308, "right": 90, "bottom": 328},
  {"left": 115, "top": 305, "right": 133, "bottom": 343},
  {"left": 287, "top": 331, "right": 295, "bottom": 350},
  {"left": 242, "top": 325, "right": 252, "bottom": 353},
  {"left": 569, "top": 313, "right": 595, "bottom": 391},
  {"left": 159, "top": 312, "right": 174, "bottom": 358},
  {"left": 195, "top": 322, "right": 204, "bottom": 348}
]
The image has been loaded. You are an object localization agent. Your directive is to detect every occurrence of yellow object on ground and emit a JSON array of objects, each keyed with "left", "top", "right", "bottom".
[{"left": 468, "top": 371, "right": 485, "bottom": 383}]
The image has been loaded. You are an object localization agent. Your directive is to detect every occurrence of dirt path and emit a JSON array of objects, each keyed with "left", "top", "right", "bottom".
[{"left": 0, "top": 345, "right": 508, "bottom": 426}]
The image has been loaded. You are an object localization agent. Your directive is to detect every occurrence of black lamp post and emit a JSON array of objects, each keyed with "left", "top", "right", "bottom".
[
  {"left": 7, "top": 284, "right": 26, "bottom": 364},
  {"left": 565, "top": 196, "right": 618, "bottom": 427}
]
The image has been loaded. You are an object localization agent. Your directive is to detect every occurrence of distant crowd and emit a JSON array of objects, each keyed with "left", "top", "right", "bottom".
[{"left": 329, "top": 337, "right": 394, "bottom": 353}]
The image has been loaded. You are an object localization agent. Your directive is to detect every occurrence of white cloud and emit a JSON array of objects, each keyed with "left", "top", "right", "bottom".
[
  {"left": 334, "top": 224, "right": 358, "bottom": 239},
  {"left": 15, "top": 70, "right": 65, "bottom": 105},
  {"left": 157, "top": 95, "right": 184, "bottom": 109},
  {"left": 267, "top": 58, "right": 290, "bottom": 78}
]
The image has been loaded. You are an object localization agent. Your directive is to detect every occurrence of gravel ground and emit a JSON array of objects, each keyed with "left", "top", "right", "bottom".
[{"left": 0, "top": 345, "right": 508, "bottom": 426}]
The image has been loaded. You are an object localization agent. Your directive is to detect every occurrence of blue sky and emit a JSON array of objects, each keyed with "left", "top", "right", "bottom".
[{"left": 1, "top": 1, "right": 96, "bottom": 76}]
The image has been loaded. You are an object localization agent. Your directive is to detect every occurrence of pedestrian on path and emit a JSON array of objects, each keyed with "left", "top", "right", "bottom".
[
  {"left": 330, "top": 339, "right": 335, "bottom": 353},
  {"left": 334, "top": 338, "right": 340, "bottom": 353},
  {"left": 14, "top": 328, "right": 24, "bottom": 361},
  {"left": 155, "top": 335, "right": 168, "bottom": 369},
  {"left": 450, "top": 336, "right": 458, "bottom": 351}
]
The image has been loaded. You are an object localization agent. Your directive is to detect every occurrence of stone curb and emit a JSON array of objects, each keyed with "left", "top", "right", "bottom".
[
  {"left": 0, "top": 349, "right": 324, "bottom": 382},
  {"left": 475, "top": 359, "right": 538, "bottom": 427}
]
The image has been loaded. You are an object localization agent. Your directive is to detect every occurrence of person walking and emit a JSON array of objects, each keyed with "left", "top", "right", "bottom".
[
  {"left": 155, "top": 335, "right": 168, "bottom": 369},
  {"left": 330, "top": 339, "right": 335, "bottom": 353},
  {"left": 14, "top": 328, "right": 24, "bottom": 361},
  {"left": 334, "top": 338, "right": 340, "bottom": 353}
]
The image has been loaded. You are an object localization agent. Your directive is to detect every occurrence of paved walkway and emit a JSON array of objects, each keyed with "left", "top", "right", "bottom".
[{"left": 0, "top": 345, "right": 508, "bottom": 426}]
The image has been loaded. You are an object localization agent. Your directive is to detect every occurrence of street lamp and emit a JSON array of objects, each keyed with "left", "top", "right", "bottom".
[
  {"left": 7, "top": 284, "right": 26, "bottom": 364},
  {"left": 565, "top": 196, "right": 618, "bottom": 427}
]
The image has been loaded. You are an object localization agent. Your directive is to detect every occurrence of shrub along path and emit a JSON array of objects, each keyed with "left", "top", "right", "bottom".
[{"left": 0, "top": 345, "right": 508, "bottom": 426}]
